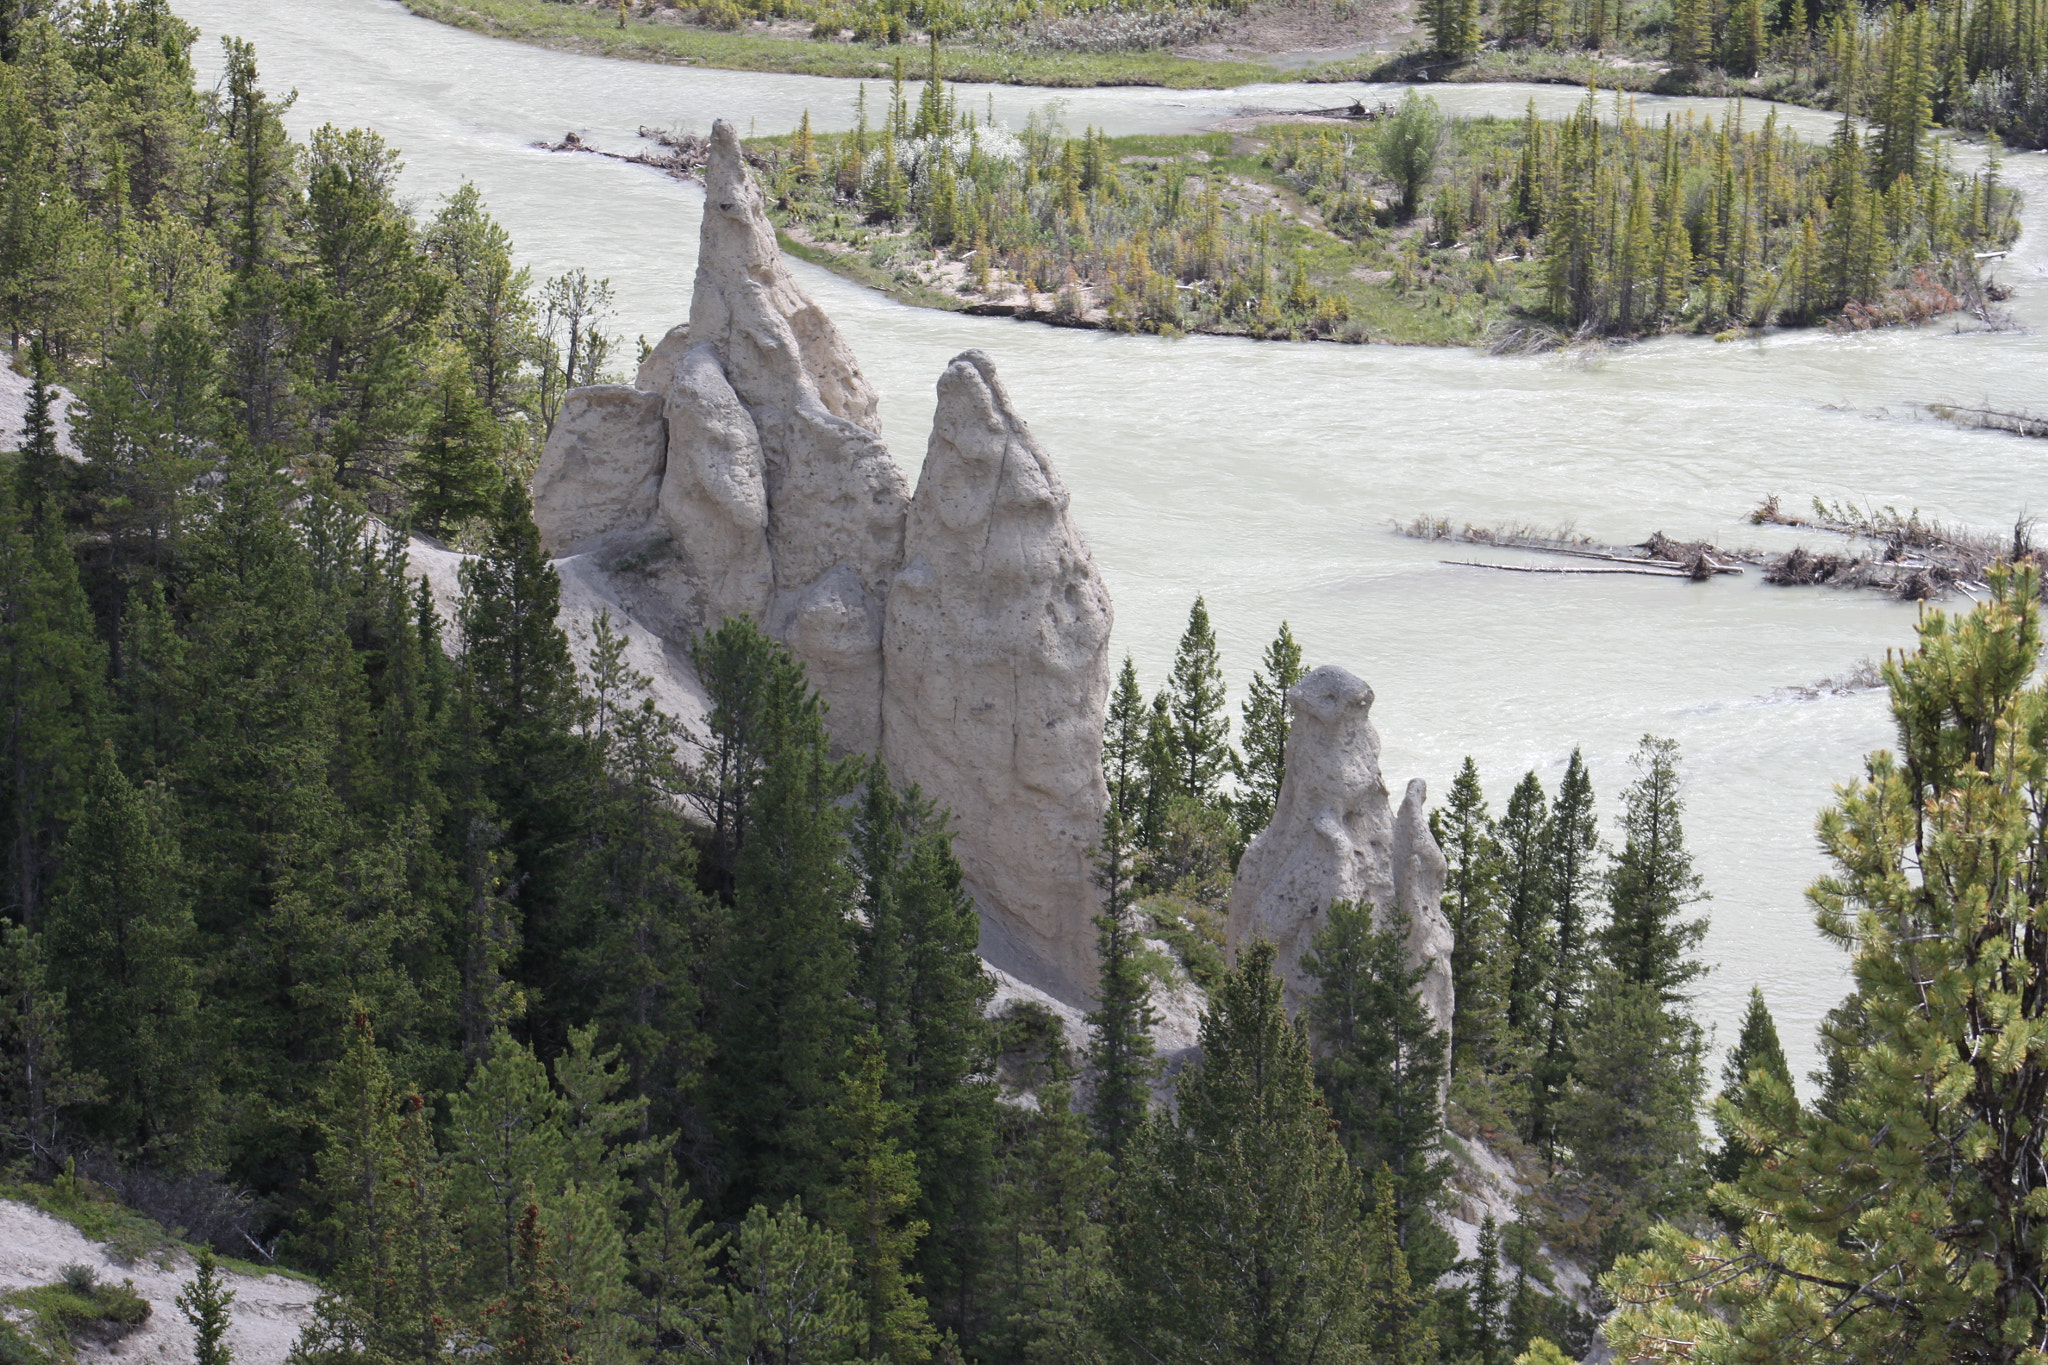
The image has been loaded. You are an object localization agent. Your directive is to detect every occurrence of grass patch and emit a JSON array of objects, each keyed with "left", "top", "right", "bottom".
[
  {"left": 396, "top": 0, "right": 1281, "bottom": 87},
  {"left": 3, "top": 1269, "right": 151, "bottom": 1365}
]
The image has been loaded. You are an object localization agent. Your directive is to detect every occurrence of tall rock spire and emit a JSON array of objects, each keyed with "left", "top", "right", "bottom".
[{"left": 883, "top": 351, "right": 1114, "bottom": 998}]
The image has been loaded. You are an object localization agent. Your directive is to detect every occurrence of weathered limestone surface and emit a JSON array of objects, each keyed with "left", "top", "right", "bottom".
[
  {"left": 883, "top": 351, "right": 1113, "bottom": 998},
  {"left": 1225, "top": 666, "right": 1454, "bottom": 1028}
]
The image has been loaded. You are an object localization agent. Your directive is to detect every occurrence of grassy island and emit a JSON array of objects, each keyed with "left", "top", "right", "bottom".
[{"left": 732, "top": 63, "right": 2016, "bottom": 344}]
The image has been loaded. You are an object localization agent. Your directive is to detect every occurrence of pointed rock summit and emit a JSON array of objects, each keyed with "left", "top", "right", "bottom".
[
  {"left": 528, "top": 123, "right": 1109, "bottom": 1000},
  {"left": 884, "top": 351, "right": 1113, "bottom": 996},
  {"left": 1226, "top": 666, "right": 1454, "bottom": 1027}
]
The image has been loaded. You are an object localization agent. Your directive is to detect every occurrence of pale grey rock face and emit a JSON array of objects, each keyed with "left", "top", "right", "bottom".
[
  {"left": 691, "top": 121, "right": 879, "bottom": 432},
  {"left": 1394, "top": 777, "right": 1455, "bottom": 1031},
  {"left": 657, "top": 343, "right": 774, "bottom": 630},
  {"left": 681, "top": 118, "right": 908, "bottom": 753},
  {"left": 636, "top": 322, "right": 693, "bottom": 393},
  {"left": 883, "top": 351, "right": 1112, "bottom": 999},
  {"left": 530, "top": 385, "right": 666, "bottom": 557},
  {"left": 1225, "top": 665, "right": 1453, "bottom": 1030}
]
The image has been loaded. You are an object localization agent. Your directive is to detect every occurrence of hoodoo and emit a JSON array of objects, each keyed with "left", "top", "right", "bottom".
[
  {"left": 1225, "top": 665, "right": 1454, "bottom": 1026},
  {"left": 883, "top": 351, "right": 1114, "bottom": 997},
  {"left": 529, "top": 120, "right": 1109, "bottom": 1000}
]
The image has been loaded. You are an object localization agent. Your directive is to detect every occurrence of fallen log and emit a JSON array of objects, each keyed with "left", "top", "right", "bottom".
[{"left": 1443, "top": 560, "right": 1694, "bottom": 578}]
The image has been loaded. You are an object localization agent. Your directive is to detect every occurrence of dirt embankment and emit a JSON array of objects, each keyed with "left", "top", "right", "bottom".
[{"left": 0, "top": 1200, "right": 320, "bottom": 1365}]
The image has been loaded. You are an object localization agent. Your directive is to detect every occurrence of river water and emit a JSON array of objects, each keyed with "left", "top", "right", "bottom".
[{"left": 175, "top": 0, "right": 2046, "bottom": 1083}]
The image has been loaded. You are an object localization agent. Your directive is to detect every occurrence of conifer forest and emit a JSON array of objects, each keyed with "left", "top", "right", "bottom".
[{"left": 8, "top": 3, "right": 2048, "bottom": 1365}]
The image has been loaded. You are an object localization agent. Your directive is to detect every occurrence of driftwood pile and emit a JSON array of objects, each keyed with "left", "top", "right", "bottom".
[
  {"left": 1402, "top": 502, "right": 2040, "bottom": 603},
  {"left": 535, "top": 127, "right": 767, "bottom": 183},
  {"left": 1398, "top": 517, "right": 1752, "bottom": 581},
  {"left": 1924, "top": 402, "right": 2048, "bottom": 439},
  {"left": 1749, "top": 496, "right": 2036, "bottom": 601}
]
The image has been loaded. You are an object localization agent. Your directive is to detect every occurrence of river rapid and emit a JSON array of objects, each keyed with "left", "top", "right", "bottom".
[{"left": 173, "top": 0, "right": 2048, "bottom": 1082}]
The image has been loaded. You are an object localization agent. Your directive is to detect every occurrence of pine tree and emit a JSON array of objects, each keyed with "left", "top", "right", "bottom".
[
  {"left": 1103, "top": 940, "right": 1368, "bottom": 1364},
  {"left": 1231, "top": 621, "right": 1305, "bottom": 840},
  {"left": 1708, "top": 987, "right": 1791, "bottom": 1184},
  {"left": 488, "top": 1204, "right": 579, "bottom": 1365},
  {"left": 1084, "top": 804, "right": 1158, "bottom": 1165},
  {"left": 1302, "top": 899, "right": 1450, "bottom": 1231},
  {"left": 1432, "top": 757, "right": 1506, "bottom": 1077},
  {"left": 717, "top": 1203, "right": 864, "bottom": 1364},
  {"left": 825, "top": 1033, "right": 937, "bottom": 1364},
  {"left": 1166, "top": 596, "right": 1231, "bottom": 806},
  {"left": 1600, "top": 735, "right": 1708, "bottom": 1003},
  {"left": 626, "top": 1157, "right": 724, "bottom": 1360}
]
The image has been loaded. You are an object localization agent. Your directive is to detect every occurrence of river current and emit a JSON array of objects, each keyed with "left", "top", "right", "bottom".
[{"left": 173, "top": 0, "right": 2047, "bottom": 1082}]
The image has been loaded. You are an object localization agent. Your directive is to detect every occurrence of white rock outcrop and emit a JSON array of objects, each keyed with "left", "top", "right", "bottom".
[
  {"left": 883, "top": 350, "right": 1113, "bottom": 997},
  {"left": 526, "top": 121, "right": 1109, "bottom": 1001},
  {"left": 1224, "top": 666, "right": 1454, "bottom": 1028}
]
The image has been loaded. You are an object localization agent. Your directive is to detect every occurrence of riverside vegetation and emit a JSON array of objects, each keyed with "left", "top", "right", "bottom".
[
  {"left": 10, "top": 6, "right": 2048, "bottom": 1365},
  {"left": 733, "top": 60, "right": 2015, "bottom": 340},
  {"left": 399, "top": 0, "right": 2048, "bottom": 162}
]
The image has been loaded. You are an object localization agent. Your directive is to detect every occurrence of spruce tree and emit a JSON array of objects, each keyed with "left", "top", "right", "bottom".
[
  {"left": 1531, "top": 750, "right": 1600, "bottom": 1155},
  {"left": 988, "top": 1018, "right": 1111, "bottom": 1363},
  {"left": 1362, "top": 1165, "right": 1439, "bottom": 1365},
  {"left": 1708, "top": 987, "right": 1790, "bottom": 1185},
  {"left": 177, "top": 1249, "right": 236, "bottom": 1365},
  {"left": 1600, "top": 736, "right": 1708, "bottom": 1004},
  {"left": 1083, "top": 804, "right": 1157, "bottom": 1165},
  {"left": 487, "top": 1204, "right": 579, "bottom": 1365},
  {"left": 825, "top": 1033, "right": 937, "bottom": 1364},
  {"left": 0, "top": 492, "right": 105, "bottom": 931},
  {"left": 0, "top": 921, "right": 97, "bottom": 1173},
  {"left": 42, "top": 745, "right": 211, "bottom": 1163},
  {"left": 851, "top": 760, "right": 996, "bottom": 1339},
  {"left": 1101, "top": 656, "right": 1147, "bottom": 830},
  {"left": 1103, "top": 940, "right": 1368, "bottom": 1364},
  {"left": 688, "top": 615, "right": 812, "bottom": 895},
  {"left": 1496, "top": 772, "right": 1553, "bottom": 1046},
  {"left": 1433, "top": 757, "right": 1507, "bottom": 1078},
  {"left": 1553, "top": 972, "right": 1705, "bottom": 1256},
  {"left": 704, "top": 650, "right": 859, "bottom": 1216},
  {"left": 570, "top": 614, "right": 705, "bottom": 1137},
  {"left": 15, "top": 338, "right": 65, "bottom": 525},
  {"left": 1231, "top": 620, "right": 1305, "bottom": 840},
  {"left": 1302, "top": 899, "right": 1450, "bottom": 1233},
  {"left": 1136, "top": 690, "right": 1180, "bottom": 857},
  {"left": 1165, "top": 596, "right": 1231, "bottom": 806}
]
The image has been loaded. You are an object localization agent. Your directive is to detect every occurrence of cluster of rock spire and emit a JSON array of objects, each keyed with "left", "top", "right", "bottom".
[{"left": 528, "top": 119, "right": 1450, "bottom": 1020}]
